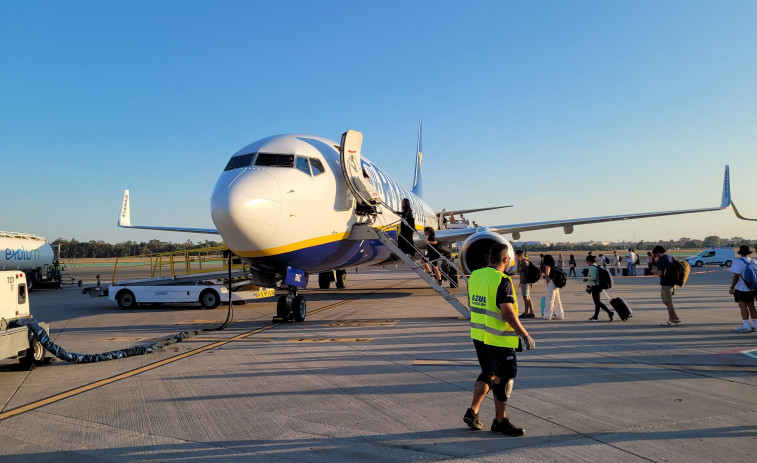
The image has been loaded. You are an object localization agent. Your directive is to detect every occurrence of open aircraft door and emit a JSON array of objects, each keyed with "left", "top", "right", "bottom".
[{"left": 339, "top": 130, "right": 380, "bottom": 212}]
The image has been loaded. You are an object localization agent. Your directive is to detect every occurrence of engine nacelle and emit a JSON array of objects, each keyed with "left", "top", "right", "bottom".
[{"left": 459, "top": 230, "right": 516, "bottom": 275}]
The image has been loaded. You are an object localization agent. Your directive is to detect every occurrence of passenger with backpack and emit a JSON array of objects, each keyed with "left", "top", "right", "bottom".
[
  {"left": 583, "top": 255, "right": 614, "bottom": 322},
  {"left": 515, "top": 250, "right": 536, "bottom": 318},
  {"left": 653, "top": 245, "right": 682, "bottom": 326},
  {"left": 728, "top": 245, "right": 757, "bottom": 333},
  {"left": 540, "top": 254, "right": 565, "bottom": 320}
]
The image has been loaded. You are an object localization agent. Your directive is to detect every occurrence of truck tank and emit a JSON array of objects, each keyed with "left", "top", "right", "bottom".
[{"left": 0, "top": 231, "right": 55, "bottom": 290}]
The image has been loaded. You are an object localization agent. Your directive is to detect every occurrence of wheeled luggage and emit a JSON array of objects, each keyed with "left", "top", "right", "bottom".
[{"left": 609, "top": 297, "right": 633, "bottom": 321}]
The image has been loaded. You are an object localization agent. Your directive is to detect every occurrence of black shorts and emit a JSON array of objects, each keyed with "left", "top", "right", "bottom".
[
  {"left": 734, "top": 290, "right": 756, "bottom": 303},
  {"left": 485, "top": 345, "right": 518, "bottom": 381},
  {"left": 473, "top": 339, "right": 493, "bottom": 377}
]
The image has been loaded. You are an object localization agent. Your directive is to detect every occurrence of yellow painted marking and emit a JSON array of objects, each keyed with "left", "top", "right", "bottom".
[
  {"left": 286, "top": 338, "right": 372, "bottom": 343},
  {"left": 324, "top": 319, "right": 398, "bottom": 327},
  {"left": 0, "top": 278, "right": 413, "bottom": 422},
  {"left": 96, "top": 337, "right": 148, "bottom": 342},
  {"left": 235, "top": 232, "right": 351, "bottom": 258}
]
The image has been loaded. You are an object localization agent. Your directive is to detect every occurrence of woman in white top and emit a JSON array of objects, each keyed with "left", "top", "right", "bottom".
[{"left": 540, "top": 254, "right": 564, "bottom": 320}]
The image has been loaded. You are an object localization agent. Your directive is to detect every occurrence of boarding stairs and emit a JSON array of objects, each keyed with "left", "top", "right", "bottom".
[{"left": 349, "top": 222, "right": 470, "bottom": 318}]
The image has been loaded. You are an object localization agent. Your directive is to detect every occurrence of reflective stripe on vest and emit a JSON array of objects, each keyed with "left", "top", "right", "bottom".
[{"left": 468, "top": 267, "right": 519, "bottom": 348}]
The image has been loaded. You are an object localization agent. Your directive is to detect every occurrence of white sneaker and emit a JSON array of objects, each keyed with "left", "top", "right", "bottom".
[{"left": 735, "top": 326, "right": 752, "bottom": 333}]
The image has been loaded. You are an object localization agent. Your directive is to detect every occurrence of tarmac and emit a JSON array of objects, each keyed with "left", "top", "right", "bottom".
[{"left": 1, "top": 263, "right": 756, "bottom": 462}]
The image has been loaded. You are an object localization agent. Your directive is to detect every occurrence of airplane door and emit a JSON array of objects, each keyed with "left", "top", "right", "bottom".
[{"left": 339, "top": 130, "right": 380, "bottom": 208}]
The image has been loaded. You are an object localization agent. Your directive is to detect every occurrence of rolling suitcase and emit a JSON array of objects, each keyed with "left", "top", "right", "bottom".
[{"left": 609, "top": 297, "right": 633, "bottom": 321}]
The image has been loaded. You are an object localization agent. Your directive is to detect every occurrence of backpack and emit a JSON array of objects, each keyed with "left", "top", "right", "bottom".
[
  {"left": 551, "top": 268, "right": 568, "bottom": 288},
  {"left": 666, "top": 258, "right": 691, "bottom": 287},
  {"left": 739, "top": 257, "right": 757, "bottom": 290},
  {"left": 596, "top": 265, "right": 613, "bottom": 289},
  {"left": 525, "top": 261, "right": 541, "bottom": 284}
]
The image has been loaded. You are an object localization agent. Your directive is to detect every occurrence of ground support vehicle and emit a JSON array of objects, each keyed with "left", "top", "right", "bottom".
[
  {"left": 0, "top": 271, "right": 48, "bottom": 367},
  {"left": 686, "top": 247, "right": 735, "bottom": 267}
]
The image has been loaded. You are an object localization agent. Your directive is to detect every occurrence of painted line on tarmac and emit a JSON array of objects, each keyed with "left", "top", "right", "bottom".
[{"left": 0, "top": 279, "right": 412, "bottom": 422}]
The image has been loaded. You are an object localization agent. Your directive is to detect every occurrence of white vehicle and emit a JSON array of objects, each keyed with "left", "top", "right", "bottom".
[
  {"left": 117, "top": 123, "right": 733, "bottom": 321},
  {"left": 686, "top": 248, "right": 735, "bottom": 267},
  {"left": 0, "top": 271, "right": 48, "bottom": 367},
  {"left": 0, "top": 231, "right": 58, "bottom": 291},
  {"left": 108, "top": 282, "right": 275, "bottom": 310}
]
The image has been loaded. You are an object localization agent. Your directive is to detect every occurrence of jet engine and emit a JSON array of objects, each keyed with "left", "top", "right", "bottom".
[{"left": 459, "top": 230, "right": 516, "bottom": 275}]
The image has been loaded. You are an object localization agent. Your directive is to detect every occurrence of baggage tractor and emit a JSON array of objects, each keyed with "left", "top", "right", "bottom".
[{"left": 609, "top": 297, "right": 633, "bottom": 321}]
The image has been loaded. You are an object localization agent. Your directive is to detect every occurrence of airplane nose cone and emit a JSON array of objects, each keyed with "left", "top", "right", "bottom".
[{"left": 211, "top": 169, "right": 281, "bottom": 251}]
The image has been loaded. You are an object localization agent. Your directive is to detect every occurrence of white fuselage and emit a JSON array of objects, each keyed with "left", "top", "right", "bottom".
[{"left": 210, "top": 134, "right": 435, "bottom": 273}]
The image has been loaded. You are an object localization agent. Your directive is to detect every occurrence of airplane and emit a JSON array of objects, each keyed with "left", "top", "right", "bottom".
[
  {"left": 118, "top": 124, "right": 732, "bottom": 322},
  {"left": 731, "top": 201, "right": 756, "bottom": 221}
]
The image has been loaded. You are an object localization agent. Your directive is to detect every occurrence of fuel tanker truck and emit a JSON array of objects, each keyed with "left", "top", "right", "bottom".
[{"left": 0, "top": 231, "right": 59, "bottom": 291}]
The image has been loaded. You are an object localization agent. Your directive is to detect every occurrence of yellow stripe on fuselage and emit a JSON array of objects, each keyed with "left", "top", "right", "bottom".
[{"left": 234, "top": 223, "right": 418, "bottom": 258}]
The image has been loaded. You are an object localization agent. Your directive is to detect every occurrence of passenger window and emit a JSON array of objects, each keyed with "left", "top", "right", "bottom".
[
  {"left": 224, "top": 153, "right": 255, "bottom": 171},
  {"left": 295, "top": 156, "right": 311, "bottom": 175},
  {"left": 255, "top": 153, "right": 295, "bottom": 168},
  {"left": 309, "top": 158, "right": 325, "bottom": 176}
]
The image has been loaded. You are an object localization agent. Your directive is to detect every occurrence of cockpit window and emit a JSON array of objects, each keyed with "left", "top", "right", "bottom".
[
  {"left": 309, "top": 158, "right": 325, "bottom": 175},
  {"left": 224, "top": 153, "right": 255, "bottom": 171},
  {"left": 295, "top": 156, "right": 311, "bottom": 175},
  {"left": 255, "top": 153, "right": 294, "bottom": 168}
]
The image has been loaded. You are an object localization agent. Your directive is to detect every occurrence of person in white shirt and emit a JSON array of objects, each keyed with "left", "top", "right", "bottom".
[
  {"left": 627, "top": 249, "right": 637, "bottom": 276},
  {"left": 728, "top": 245, "right": 757, "bottom": 333},
  {"left": 613, "top": 251, "right": 621, "bottom": 276}
]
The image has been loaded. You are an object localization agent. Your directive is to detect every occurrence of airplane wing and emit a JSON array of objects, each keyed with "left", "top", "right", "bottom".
[
  {"left": 434, "top": 165, "right": 731, "bottom": 243},
  {"left": 436, "top": 205, "right": 513, "bottom": 217},
  {"left": 117, "top": 190, "right": 220, "bottom": 235},
  {"left": 731, "top": 200, "right": 757, "bottom": 221}
]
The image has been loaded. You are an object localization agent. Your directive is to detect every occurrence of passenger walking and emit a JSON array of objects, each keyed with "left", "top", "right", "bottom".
[
  {"left": 613, "top": 251, "right": 621, "bottom": 276},
  {"left": 540, "top": 254, "right": 564, "bottom": 320},
  {"left": 627, "top": 248, "right": 637, "bottom": 276},
  {"left": 422, "top": 227, "right": 443, "bottom": 285},
  {"left": 584, "top": 255, "right": 614, "bottom": 322},
  {"left": 568, "top": 254, "right": 577, "bottom": 277},
  {"left": 464, "top": 243, "right": 534, "bottom": 436},
  {"left": 515, "top": 250, "right": 535, "bottom": 318},
  {"left": 728, "top": 245, "right": 757, "bottom": 333},
  {"left": 654, "top": 245, "right": 681, "bottom": 326},
  {"left": 557, "top": 254, "right": 564, "bottom": 271},
  {"left": 598, "top": 254, "right": 607, "bottom": 270},
  {"left": 647, "top": 251, "right": 654, "bottom": 274},
  {"left": 398, "top": 198, "right": 416, "bottom": 256}
]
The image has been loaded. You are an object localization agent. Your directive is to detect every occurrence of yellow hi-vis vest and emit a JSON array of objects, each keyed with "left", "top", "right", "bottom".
[{"left": 468, "top": 267, "right": 520, "bottom": 348}]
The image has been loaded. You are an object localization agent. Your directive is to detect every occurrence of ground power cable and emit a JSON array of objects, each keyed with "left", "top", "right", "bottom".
[{"left": 9, "top": 252, "right": 239, "bottom": 365}]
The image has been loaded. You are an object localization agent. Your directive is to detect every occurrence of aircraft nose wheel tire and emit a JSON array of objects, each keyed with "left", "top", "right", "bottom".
[
  {"left": 292, "top": 295, "right": 306, "bottom": 322},
  {"left": 335, "top": 269, "right": 347, "bottom": 289},
  {"left": 276, "top": 295, "right": 290, "bottom": 320}
]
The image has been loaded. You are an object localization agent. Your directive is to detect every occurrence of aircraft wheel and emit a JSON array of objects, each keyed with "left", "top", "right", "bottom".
[
  {"left": 116, "top": 290, "right": 136, "bottom": 310},
  {"left": 695, "top": 260, "right": 703, "bottom": 267},
  {"left": 200, "top": 289, "right": 220, "bottom": 309},
  {"left": 725, "top": 260, "right": 733, "bottom": 267},
  {"left": 276, "top": 295, "right": 289, "bottom": 320},
  {"left": 292, "top": 296, "right": 306, "bottom": 322},
  {"left": 318, "top": 272, "right": 332, "bottom": 289},
  {"left": 19, "top": 333, "right": 46, "bottom": 369},
  {"left": 335, "top": 269, "right": 347, "bottom": 289}
]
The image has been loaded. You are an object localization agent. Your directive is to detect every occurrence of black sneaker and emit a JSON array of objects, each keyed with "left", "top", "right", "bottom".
[
  {"left": 463, "top": 408, "right": 483, "bottom": 430},
  {"left": 518, "top": 313, "right": 527, "bottom": 319},
  {"left": 491, "top": 418, "right": 525, "bottom": 437},
  {"left": 525, "top": 313, "right": 535, "bottom": 319}
]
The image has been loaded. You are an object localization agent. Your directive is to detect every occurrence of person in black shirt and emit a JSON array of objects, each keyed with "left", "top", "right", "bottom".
[{"left": 398, "top": 198, "right": 416, "bottom": 256}]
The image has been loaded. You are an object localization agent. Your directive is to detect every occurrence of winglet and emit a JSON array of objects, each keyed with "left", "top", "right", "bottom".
[
  {"left": 720, "top": 165, "right": 730, "bottom": 209},
  {"left": 118, "top": 190, "right": 131, "bottom": 227},
  {"left": 732, "top": 201, "right": 757, "bottom": 221},
  {"left": 412, "top": 119, "right": 423, "bottom": 199}
]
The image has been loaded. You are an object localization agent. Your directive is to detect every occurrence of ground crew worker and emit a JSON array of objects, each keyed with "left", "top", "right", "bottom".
[{"left": 464, "top": 242, "right": 535, "bottom": 436}]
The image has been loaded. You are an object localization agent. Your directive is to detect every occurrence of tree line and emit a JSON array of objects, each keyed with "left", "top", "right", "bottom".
[{"left": 52, "top": 238, "right": 223, "bottom": 258}]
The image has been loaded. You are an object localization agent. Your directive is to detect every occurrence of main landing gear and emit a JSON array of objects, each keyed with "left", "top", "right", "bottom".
[
  {"left": 318, "top": 269, "right": 347, "bottom": 289},
  {"left": 274, "top": 287, "right": 306, "bottom": 323}
]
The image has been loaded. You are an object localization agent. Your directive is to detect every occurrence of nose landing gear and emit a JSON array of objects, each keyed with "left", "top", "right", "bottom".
[{"left": 273, "top": 287, "right": 307, "bottom": 323}]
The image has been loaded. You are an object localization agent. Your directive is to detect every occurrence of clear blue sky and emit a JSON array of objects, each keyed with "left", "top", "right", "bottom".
[{"left": 1, "top": 1, "right": 755, "bottom": 244}]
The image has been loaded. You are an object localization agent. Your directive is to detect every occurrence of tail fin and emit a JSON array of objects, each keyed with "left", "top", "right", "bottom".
[
  {"left": 119, "top": 190, "right": 131, "bottom": 227},
  {"left": 412, "top": 120, "right": 423, "bottom": 198},
  {"left": 719, "top": 165, "right": 730, "bottom": 209}
]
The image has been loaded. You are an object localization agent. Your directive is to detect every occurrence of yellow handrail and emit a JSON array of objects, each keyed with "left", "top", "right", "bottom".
[{"left": 111, "top": 245, "right": 243, "bottom": 284}]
